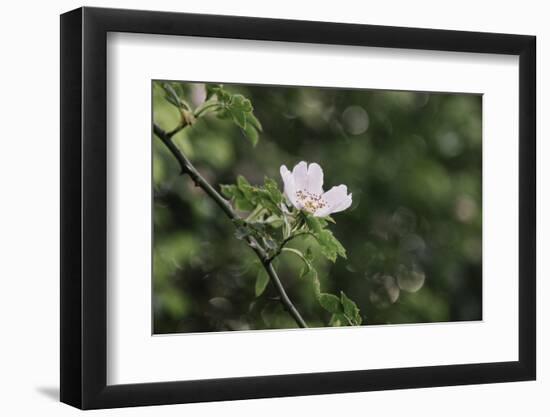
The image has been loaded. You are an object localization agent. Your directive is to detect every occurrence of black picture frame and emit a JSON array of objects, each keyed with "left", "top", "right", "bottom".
[{"left": 60, "top": 6, "right": 536, "bottom": 410}]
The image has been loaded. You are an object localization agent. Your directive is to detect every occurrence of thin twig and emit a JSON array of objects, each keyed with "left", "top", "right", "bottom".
[
  {"left": 267, "top": 231, "right": 312, "bottom": 263},
  {"left": 153, "top": 123, "right": 307, "bottom": 328}
]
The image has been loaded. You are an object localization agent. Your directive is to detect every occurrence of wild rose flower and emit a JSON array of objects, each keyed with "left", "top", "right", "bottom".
[{"left": 280, "top": 161, "right": 352, "bottom": 217}]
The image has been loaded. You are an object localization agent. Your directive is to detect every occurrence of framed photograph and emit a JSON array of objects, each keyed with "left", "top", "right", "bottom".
[{"left": 60, "top": 7, "right": 536, "bottom": 409}]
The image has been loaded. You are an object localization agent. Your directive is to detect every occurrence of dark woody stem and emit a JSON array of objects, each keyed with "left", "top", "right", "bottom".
[{"left": 153, "top": 123, "right": 308, "bottom": 328}]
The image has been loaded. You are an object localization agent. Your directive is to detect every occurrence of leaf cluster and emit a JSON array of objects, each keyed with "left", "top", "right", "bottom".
[
  {"left": 319, "top": 291, "right": 362, "bottom": 326},
  {"left": 222, "top": 176, "right": 286, "bottom": 255},
  {"left": 159, "top": 82, "right": 263, "bottom": 145},
  {"left": 221, "top": 176, "right": 283, "bottom": 214},
  {"left": 204, "top": 84, "right": 263, "bottom": 146}
]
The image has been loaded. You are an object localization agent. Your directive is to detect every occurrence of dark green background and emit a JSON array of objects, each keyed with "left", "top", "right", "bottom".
[{"left": 153, "top": 81, "right": 482, "bottom": 334}]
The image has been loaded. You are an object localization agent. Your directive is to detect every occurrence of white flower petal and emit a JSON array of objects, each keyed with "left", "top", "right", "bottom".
[
  {"left": 280, "top": 165, "right": 298, "bottom": 208},
  {"left": 315, "top": 185, "right": 352, "bottom": 217},
  {"left": 321, "top": 185, "right": 348, "bottom": 206},
  {"left": 280, "top": 165, "right": 291, "bottom": 183},
  {"left": 329, "top": 193, "right": 353, "bottom": 214},
  {"left": 313, "top": 207, "right": 331, "bottom": 217},
  {"left": 292, "top": 161, "right": 308, "bottom": 191},
  {"left": 306, "top": 163, "right": 324, "bottom": 195}
]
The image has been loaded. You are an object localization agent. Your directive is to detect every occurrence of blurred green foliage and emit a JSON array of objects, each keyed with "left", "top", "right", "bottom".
[{"left": 153, "top": 80, "right": 482, "bottom": 333}]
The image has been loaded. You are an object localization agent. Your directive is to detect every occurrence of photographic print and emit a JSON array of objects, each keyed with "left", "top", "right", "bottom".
[
  {"left": 61, "top": 9, "right": 536, "bottom": 407},
  {"left": 152, "top": 81, "right": 482, "bottom": 334}
]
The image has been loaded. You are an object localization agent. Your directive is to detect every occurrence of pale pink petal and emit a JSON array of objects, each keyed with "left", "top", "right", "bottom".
[
  {"left": 315, "top": 185, "right": 352, "bottom": 217},
  {"left": 328, "top": 193, "right": 352, "bottom": 214},
  {"left": 280, "top": 165, "right": 298, "bottom": 208},
  {"left": 313, "top": 206, "right": 331, "bottom": 217},
  {"left": 321, "top": 185, "right": 348, "bottom": 206},
  {"left": 306, "top": 163, "right": 324, "bottom": 196},
  {"left": 292, "top": 161, "right": 308, "bottom": 191}
]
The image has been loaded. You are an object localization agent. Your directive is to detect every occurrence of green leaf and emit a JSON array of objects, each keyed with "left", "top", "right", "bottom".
[
  {"left": 302, "top": 213, "right": 346, "bottom": 262},
  {"left": 222, "top": 176, "right": 285, "bottom": 217},
  {"left": 329, "top": 313, "right": 347, "bottom": 327},
  {"left": 318, "top": 293, "right": 343, "bottom": 314},
  {"left": 227, "top": 95, "right": 256, "bottom": 131},
  {"left": 264, "top": 214, "right": 283, "bottom": 228},
  {"left": 221, "top": 183, "right": 254, "bottom": 211},
  {"left": 227, "top": 94, "right": 253, "bottom": 129},
  {"left": 340, "top": 291, "right": 362, "bottom": 325},
  {"left": 317, "top": 229, "right": 347, "bottom": 262},
  {"left": 204, "top": 83, "right": 231, "bottom": 104},
  {"left": 230, "top": 94, "right": 253, "bottom": 112},
  {"left": 255, "top": 269, "right": 270, "bottom": 297},
  {"left": 220, "top": 184, "right": 237, "bottom": 199},
  {"left": 304, "top": 215, "right": 323, "bottom": 234},
  {"left": 170, "top": 82, "right": 185, "bottom": 98},
  {"left": 204, "top": 87, "right": 262, "bottom": 146},
  {"left": 164, "top": 94, "right": 180, "bottom": 108},
  {"left": 264, "top": 177, "right": 284, "bottom": 205},
  {"left": 231, "top": 109, "right": 247, "bottom": 129},
  {"left": 205, "top": 83, "right": 223, "bottom": 100},
  {"left": 161, "top": 83, "right": 182, "bottom": 107},
  {"left": 237, "top": 175, "right": 250, "bottom": 188},
  {"left": 241, "top": 112, "right": 263, "bottom": 145},
  {"left": 246, "top": 112, "right": 263, "bottom": 132},
  {"left": 242, "top": 123, "right": 259, "bottom": 146},
  {"left": 216, "top": 108, "right": 232, "bottom": 120}
]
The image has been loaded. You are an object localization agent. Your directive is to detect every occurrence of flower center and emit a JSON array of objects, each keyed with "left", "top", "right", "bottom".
[{"left": 295, "top": 189, "right": 327, "bottom": 214}]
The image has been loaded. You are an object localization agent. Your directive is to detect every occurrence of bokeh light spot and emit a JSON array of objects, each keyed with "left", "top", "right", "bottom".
[{"left": 342, "top": 105, "right": 369, "bottom": 135}]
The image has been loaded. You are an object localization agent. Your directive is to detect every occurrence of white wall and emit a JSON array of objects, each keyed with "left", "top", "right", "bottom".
[{"left": 0, "top": 0, "right": 546, "bottom": 415}]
